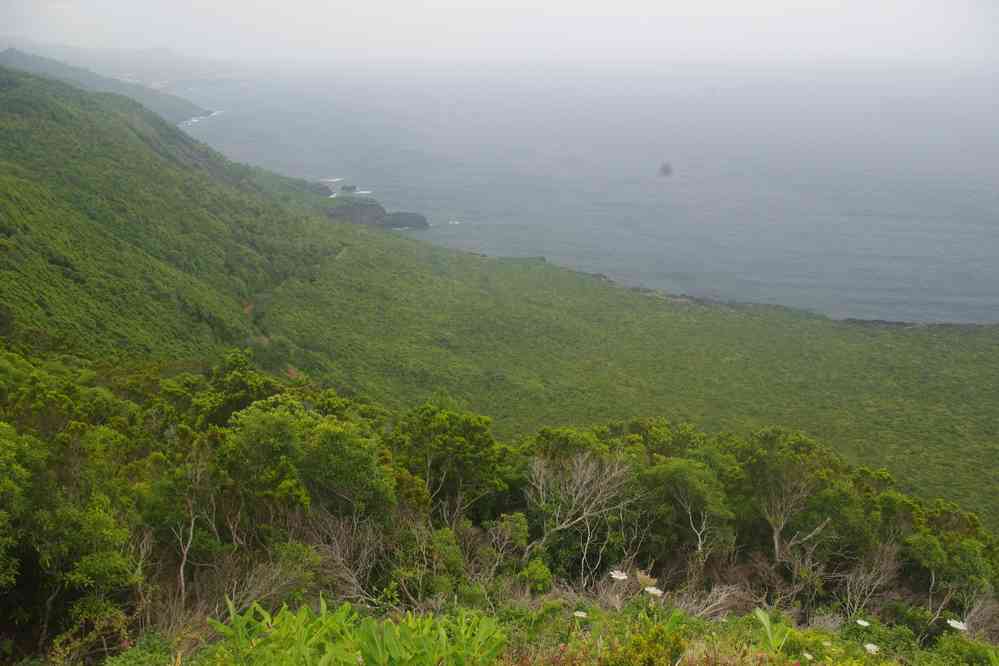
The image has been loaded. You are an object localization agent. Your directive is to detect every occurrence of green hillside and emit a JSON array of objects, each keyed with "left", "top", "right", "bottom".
[
  {"left": 0, "top": 48, "right": 209, "bottom": 124},
  {"left": 1, "top": 65, "right": 997, "bottom": 524}
]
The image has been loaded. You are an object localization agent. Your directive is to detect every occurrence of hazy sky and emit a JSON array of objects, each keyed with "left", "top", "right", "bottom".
[{"left": 3, "top": 0, "right": 997, "bottom": 65}]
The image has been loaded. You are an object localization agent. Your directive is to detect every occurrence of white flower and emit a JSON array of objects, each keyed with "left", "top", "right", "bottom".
[
  {"left": 856, "top": 619, "right": 871, "bottom": 628},
  {"left": 802, "top": 652, "right": 814, "bottom": 661},
  {"left": 864, "top": 643, "right": 879, "bottom": 655},
  {"left": 609, "top": 570, "right": 628, "bottom": 581},
  {"left": 644, "top": 586, "right": 664, "bottom": 597},
  {"left": 573, "top": 610, "right": 588, "bottom": 619},
  {"left": 947, "top": 619, "right": 968, "bottom": 631}
]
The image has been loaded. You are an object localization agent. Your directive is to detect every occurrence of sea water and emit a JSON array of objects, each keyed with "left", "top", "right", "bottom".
[{"left": 176, "top": 63, "right": 999, "bottom": 323}]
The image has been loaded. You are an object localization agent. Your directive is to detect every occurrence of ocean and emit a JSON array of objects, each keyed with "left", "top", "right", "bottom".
[{"left": 175, "top": 63, "right": 999, "bottom": 323}]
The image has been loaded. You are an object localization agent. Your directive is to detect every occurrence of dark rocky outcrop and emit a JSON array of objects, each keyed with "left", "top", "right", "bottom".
[
  {"left": 327, "top": 198, "right": 387, "bottom": 226},
  {"left": 326, "top": 199, "right": 429, "bottom": 230},
  {"left": 383, "top": 212, "right": 429, "bottom": 229},
  {"left": 310, "top": 182, "right": 335, "bottom": 196}
]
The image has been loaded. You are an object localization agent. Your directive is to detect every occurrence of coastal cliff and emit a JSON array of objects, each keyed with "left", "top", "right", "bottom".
[{"left": 326, "top": 196, "right": 429, "bottom": 229}]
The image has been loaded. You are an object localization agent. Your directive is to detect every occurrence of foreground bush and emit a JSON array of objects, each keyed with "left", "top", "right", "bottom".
[
  {"left": 191, "top": 598, "right": 505, "bottom": 666},
  {"left": 1, "top": 347, "right": 996, "bottom": 663}
]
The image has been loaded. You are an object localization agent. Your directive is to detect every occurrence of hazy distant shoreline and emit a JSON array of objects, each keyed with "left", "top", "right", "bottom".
[{"left": 178, "top": 69, "right": 999, "bottom": 325}]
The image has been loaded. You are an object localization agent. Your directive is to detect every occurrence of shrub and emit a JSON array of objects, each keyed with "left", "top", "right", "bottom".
[
  {"left": 101, "top": 634, "right": 173, "bottom": 666},
  {"left": 458, "top": 581, "right": 490, "bottom": 607},
  {"left": 881, "top": 601, "right": 941, "bottom": 645},
  {"left": 841, "top": 617, "right": 919, "bottom": 660},
  {"left": 600, "top": 612, "right": 687, "bottom": 666},
  {"left": 520, "top": 559, "right": 554, "bottom": 595},
  {"left": 782, "top": 627, "right": 843, "bottom": 664},
  {"left": 0, "top": 303, "right": 13, "bottom": 337},
  {"left": 922, "top": 632, "right": 999, "bottom": 666}
]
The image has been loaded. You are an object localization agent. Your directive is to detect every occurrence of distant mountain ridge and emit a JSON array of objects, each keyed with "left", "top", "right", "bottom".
[{"left": 0, "top": 47, "right": 210, "bottom": 124}]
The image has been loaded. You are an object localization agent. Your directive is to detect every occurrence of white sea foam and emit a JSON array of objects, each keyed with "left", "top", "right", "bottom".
[
  {"left": 179, "top": 111, "right": 220, "bottom": 128},
  {"left": 357, "top": 190, "right": 373, "bottom": 194},
  {"left": 320, "top": 177, "right": 344, "bottom": 183}
]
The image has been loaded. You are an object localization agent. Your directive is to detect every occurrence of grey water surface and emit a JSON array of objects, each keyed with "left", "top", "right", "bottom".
[{"left": 177, "top": 64, "right": 999, "bottom": 323}]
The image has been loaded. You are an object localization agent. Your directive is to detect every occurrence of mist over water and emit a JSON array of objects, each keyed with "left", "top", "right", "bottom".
[{"left": 177, "top": 64, "right": 999, "bottom": 323}]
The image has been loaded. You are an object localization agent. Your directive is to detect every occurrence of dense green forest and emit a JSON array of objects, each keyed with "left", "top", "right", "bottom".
[
  {"left": 0, "top": 66, "right": 996, "bottom": 521},
  {"left": 0, "top": 66, "right": 998, "bottom": 663}
]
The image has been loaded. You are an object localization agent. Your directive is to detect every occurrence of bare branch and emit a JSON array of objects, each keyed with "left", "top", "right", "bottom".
[
  {"left": 832, "top": 544, "right": 899, "bottom": 618},
  {"left": 524, "top": 452, "right": 637, "bottom": 560}
]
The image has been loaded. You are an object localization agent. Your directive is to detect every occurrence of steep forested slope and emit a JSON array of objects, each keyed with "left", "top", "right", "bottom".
[
  {"left": 0, "top": 66, "right": 332, "bottom": 356},
  {"left": 0, "top": 48, "right": 209, "bottom": 124},
  {"left": 0, "top": 66, "right": 997, "bottom": 522}
]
